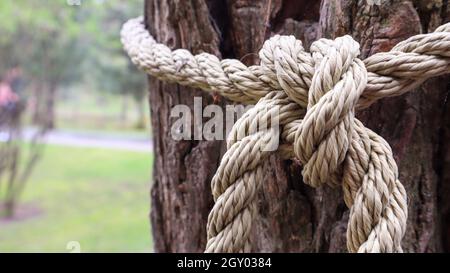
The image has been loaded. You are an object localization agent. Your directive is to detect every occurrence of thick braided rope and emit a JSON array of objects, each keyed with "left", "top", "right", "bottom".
[
  {"left": 121, "top": 17, "right": 450, "bottom": 252},
  {"left": 121, "top": 17, "right": 450, "bottom": 108}
]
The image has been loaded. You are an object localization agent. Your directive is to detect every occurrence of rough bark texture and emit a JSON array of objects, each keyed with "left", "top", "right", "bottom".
[{"left": 145, "top": 0, "right": 450, "bottom": 253}]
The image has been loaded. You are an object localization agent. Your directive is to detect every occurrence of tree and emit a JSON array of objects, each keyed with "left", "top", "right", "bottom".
[
  {"left": 0, "top": 0, "right": 145, "bottom": 218},
  {"left": 0, "top": 0, "right": 85, "bottom": 217},
  {"left": 87, "top": 1, "right": 147, "bottom": 128},
  {"left": 142, "top": 0, "right": 450, "bottom": 252}
]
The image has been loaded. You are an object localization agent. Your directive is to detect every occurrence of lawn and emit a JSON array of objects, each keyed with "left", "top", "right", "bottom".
[
  {"left": 0, "top": 144, "right": 153, "bottom": 252},
  {"left": 55, "top": 91, "right": 150, "bottom": 134}
]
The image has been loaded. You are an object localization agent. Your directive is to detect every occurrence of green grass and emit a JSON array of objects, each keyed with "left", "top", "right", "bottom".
[{"left": 0, "top": 144, "right": 153, "bottom": 253}]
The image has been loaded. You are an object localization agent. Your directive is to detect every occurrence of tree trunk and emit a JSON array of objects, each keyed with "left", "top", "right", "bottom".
[
  {"left": 45, "top": 83, "right": 57, "bottom": 129},
  {"left": 133, "top": 93, "right": 147, "bottom": 130},
  {"left": 144, "top": 0, "right": 450, "bottom": 253}
]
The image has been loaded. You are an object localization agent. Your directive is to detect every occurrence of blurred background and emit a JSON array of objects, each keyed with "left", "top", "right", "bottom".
[{"left": 0, "top": 0, "right": 153, "bottom": 252}]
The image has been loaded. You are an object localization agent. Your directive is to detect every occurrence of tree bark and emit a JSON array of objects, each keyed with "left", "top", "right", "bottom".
[{"left": 145, "top": 0, "right": 450, "bottom": 253}]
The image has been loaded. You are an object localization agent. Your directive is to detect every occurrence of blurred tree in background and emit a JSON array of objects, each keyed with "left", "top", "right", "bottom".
[
  {"left": 0, "top": 0, "right": 145, "bottom": 217},
  {"left": 88, "top": 2, "right": 147, "bottom": 128}
]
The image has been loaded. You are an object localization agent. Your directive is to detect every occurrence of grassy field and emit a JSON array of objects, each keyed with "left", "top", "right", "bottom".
[
  {"left": 0, "top": 144, "right": 153, "bottom": 253},
  {"left": 55, "top": 92, "right": 150, "bottom": 134}
]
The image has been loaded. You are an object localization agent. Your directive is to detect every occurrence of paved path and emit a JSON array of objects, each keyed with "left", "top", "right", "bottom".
[{"left": 21, "top": 128, "right": 153, "bottom": 153}]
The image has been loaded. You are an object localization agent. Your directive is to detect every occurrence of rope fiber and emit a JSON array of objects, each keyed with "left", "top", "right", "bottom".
[{"left": 121, "top": 16, "right": 450, "bottom": 253}]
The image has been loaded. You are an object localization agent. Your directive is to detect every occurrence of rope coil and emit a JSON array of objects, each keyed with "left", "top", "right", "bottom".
[{"left": 121, "top": 16, "right": 450, "bottom": 253}]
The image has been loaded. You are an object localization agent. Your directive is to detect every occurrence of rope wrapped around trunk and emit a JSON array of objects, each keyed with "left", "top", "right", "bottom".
[{"left": 121, "top": 16, "right": 450, "bottom": 253}]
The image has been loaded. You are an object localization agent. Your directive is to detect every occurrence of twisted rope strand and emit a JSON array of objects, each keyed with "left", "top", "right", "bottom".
[
  {"left": 121, "top": 16, "right": 450, "bottom": 108},
  {"left": 121, "top": 16, "right": 450, "bottom": 253}
]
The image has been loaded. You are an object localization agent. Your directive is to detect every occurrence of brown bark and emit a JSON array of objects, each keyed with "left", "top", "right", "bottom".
[{"left": 145, "top": 0, "right": 450, "bottom": 253}]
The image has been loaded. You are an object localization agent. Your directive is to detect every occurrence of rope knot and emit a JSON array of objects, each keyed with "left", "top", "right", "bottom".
[
  {"left": 257, "top": 35, "right": 407, "bottom": 252},
  {"left": 259, "top": 34, "right": 368, "bottom": 188},
  {"left": 295, "top": 36, "right": 367, "bottom": 188}
]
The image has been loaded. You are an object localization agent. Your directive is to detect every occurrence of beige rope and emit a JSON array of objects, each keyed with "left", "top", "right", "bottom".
[{"left": 121, "top": 16, "right": 450, "bottom": 253}]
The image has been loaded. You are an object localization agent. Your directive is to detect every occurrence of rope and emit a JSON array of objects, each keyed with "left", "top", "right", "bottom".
[{"left": 121, "top": 16, "right": 450, "bottom": 253}]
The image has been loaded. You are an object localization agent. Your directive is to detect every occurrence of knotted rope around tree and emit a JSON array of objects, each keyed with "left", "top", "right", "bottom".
[{"left": 121, "top": 16, "right": 450, "bottom": 253}]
